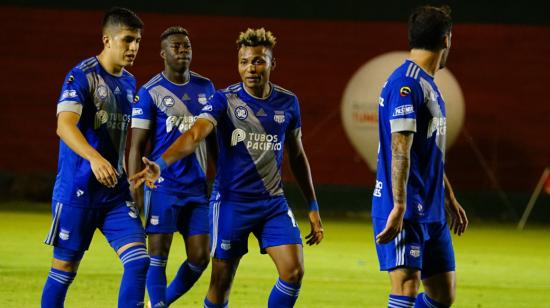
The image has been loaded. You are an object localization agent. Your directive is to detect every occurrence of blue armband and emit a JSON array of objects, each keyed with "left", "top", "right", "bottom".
[
  {"left": 154, "top": 157, "right": 168, "bottom": 171},
  {"left": 309, "top": 200, "right": 319, "bottom": 211}
]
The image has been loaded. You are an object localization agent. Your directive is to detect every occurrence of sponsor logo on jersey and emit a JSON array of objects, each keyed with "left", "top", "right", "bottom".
[
  {"left": 162, "top": 96, "right": 175, "bottom": 108},
  {"left": 373, "top": 180, "right": 383, "bottom": 197},
  {"left": 428, "top": 117, "right": 446, "bottom": 137},
  {"left": 221, "top": 240, "right": 231, "bottom": 250},
  {"left": 392, "top": 104, "right": 415, "bottom": 117},
  {"left": 150, "top": 216, "right": 160, "bottom": 226},
  {"left": 201, "top": 105, "right": 213, "bottom": 112},
  {"left": 231, "top": 129, "right": 282, "bottom": 150},
  {"left": 59, "top": 229, "right": 70, "bottom": 241},
  {"left": 410, "top": 246, "right": 421, "bottom": 258},
  {"left": 96, "top": 85, "right": 108, "bottom": 100},
  {"left": 235, "top": 106, "right": 248, "bottom": 120},
  {"left": 94, "top": 110, "right": 131, "bottom": 130},
  {"left": 166, "top": 115, "right": 198, "bottom": 133},
  {"left": 132, "top": 108, "right": 143, "bottom": 116},
  {"left": 256, "top": 108, "right": 267, "bottom": 117},
  {"left": 61, "top": 90, "right": 78, "bottom": 100},
  {"left": 198, "top": 93, "right": 208, "bottom": 104},
  {"left": 399, "top": 86, "right": 411, "bottom": 97},
  {"left": 274, "top": 111, "right": 285, "bottom": 124}
]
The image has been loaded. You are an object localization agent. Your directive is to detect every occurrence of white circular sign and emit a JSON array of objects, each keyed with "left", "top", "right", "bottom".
[{"left": 341, "top": 51, "right": 465, "bottom": 172}]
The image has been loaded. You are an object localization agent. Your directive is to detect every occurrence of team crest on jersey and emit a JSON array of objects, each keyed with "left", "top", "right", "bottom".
[
  {"left": 399, "top": 86, "right": 411, "bottom": 97},
  {"left": 198, "top": 93, "right": 208, "bottom": 104},
  {"left": 235, "top": 106, "right": 248, "bottom": 120},
  {"left": 126, "top": 90, "right": 134, "bottom": 103},
  {"left": 221, "top": 240, "right": 231, "bottom": 250},
  {"left": 96, "top": 85, "right": 108, "bottom": 100},
  {"left": 150, "top": 216, "right": 159, "bottom": 226},
  {"left": 410, "top": 246, "right": 421, "bottom": 258},
  {"left": 274, "top": 111, "right": 285, "bottom": 124},
  {"left": 162, "top": 96, "right": 175, "bottom": 108},
  {"left": 59, "top": 229, "right": 70, "bottom": 241}
]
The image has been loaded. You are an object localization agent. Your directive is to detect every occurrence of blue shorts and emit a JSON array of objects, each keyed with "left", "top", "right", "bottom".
[
  {"left": 144, "top": 189, "right": 209, "bottom": 237},
  {"left": 373, "top": 218, "right": 455, "bottom": 279},
  {"left": 209, "top": 195, "right": 302, "bottom": 260},
  {"left": 44, "top": 200, "right": 145, "bottom": 261}
]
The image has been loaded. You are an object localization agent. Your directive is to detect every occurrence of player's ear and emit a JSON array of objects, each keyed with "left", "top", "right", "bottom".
[
  {"left": 160, "top": 49, "right": 166, "bottom": 60},
  {"left": 102, "top": 34, "right": 110, "bottom": 48},
  {"left": 270, "top": 57, "right": 276, "bottom": 71},
  {"left": 443, "top": 33, "right": 451, "bottom": 49}
]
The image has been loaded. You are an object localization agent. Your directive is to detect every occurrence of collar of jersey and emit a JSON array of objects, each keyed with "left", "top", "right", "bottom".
[
  {"left": 95, "top": 56, "right": 127, "bottom": 78},
  {"left": 405, "top": 59, "right": 434, "bottom": 79},
  {"left": 241, "top": 82, "right": 274, "bottom": 101},
  {"left": 161, "top": 72, "right": 191, "bottom": 86}
]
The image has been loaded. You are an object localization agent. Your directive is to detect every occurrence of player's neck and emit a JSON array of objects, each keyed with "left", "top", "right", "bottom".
[
  {"left": 163, "top": 69, "right": 190, "bottom": 85},
  {"left": 409, "top": 49, "right": 442, "bottom": 76},
  {"left": 97, "top": 52, "right": 123, "bottom": 76},
  {"left": 244, "top": 83, "right": 271, "bottom": 99}
]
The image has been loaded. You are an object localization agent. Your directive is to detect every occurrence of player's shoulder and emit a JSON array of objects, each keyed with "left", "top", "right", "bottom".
[
  {"left": 388, "top": 61, "right": 424, "bottom": 86},
  {"left": 190, "top": 71, "right": 213, "bottom": 85},
  {"left": 272, "top": 83, "right": 297, "bottom": 99},
  {"left": 220, "top": 83, "right": 242, "bottom": 95},
  {"left": 140, "top": 73, "right": 163, "bottom": 90},
  {"left": 74, "top": 57, "right": 99, "bottom": 74}
]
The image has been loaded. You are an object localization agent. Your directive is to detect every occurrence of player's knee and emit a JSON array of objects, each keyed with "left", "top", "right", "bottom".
[
  {"left": 429, "top": 290, "right": 455, "bottom": 306},
  {"left": 188, "top": 250, "right": 210, "bottom": 268},
  {"left": 120, "top": 244, "right": 150, "bottom": 273},
  {"left": 280, "top": 265, "right": 304, "bottom": 284}
]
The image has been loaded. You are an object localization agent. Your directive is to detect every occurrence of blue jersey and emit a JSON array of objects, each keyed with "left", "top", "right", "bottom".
[
  {"left": 131, "top": 72, "right": 215, "bottom": 196},
  {"left": 53, "top": 57, "right": 134, "bottom": 207},
  {"left": 198, "top": 83, "right": 302, "bottom": 202},
  {"left": 372, "top": 60, "right": 447, "bottom": 223}
]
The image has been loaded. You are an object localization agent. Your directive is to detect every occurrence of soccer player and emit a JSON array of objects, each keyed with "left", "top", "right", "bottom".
[
  {"left": 371, "top": 5, "right": 468, "bottom": 308},
  {"left": 130, "top": 28, "right": 324, "bottom": 308},
  {"left": 128, "top": 27, "right": 216, "bottom": 308},
  {"left": 41, "top": 8, "right": 149, "bottom": 308}
]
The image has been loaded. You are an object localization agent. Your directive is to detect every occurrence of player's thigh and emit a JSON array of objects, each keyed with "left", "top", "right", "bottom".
[
  {"left": 265, "top": 244, "right": 304, "bottom": 282},
  {"left": 178, "top": 200, "right": 210, "bottom": 263},
  {"left": 372, "top": 218, "right": 424, "bottom": 271},
  {"left": 257, "top": 198, "right": 302, "bottom": 252},
  {"left": 99, "top": 201, "right": 145, "bottom": 253},
  {"left": 421, "top": 221, "right": 455, "bottom": 279},
  {"left": 144, "top": 190, "right": 180, "bottom": 234},
  {"left": 388, "top": 267, "right": 421, "bottom": 296},
  {"left": 209, "top": 257, "right": 241, "bottom": 291},
  {"left": 45, "top": 201, "right": 98, "bottom": 262},
  {"left": 209, "top": 199, "right": 258, "bottom": 260}
]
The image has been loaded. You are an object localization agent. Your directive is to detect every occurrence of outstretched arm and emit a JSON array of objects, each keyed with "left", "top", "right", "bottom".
[
  {"left": 57, "top": 111, "right": 119, "bottom": 188},
  {"left": 129, "top": 118, "right": 214, "bottom": 188},
  {"left": 444, "top": 173, "right": 468, "bottom": 235},
  {"left": 285, "top": 131, "right": 324, "bottom": 245},
  {"left": 376, "top": 131, "right": 413, "bottom": 244}
]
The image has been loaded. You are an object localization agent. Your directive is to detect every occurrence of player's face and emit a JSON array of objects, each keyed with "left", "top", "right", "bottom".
[
  {"left": 161, "top": 34, "right": 192, "bottom": 73},
  {"left": 105, "top": 27, "right": 141, "bottom": 67},
  {"left": 439, "top": 32, "right": 452, "bottom": 69},
  {"left": 238, "top": 46, "right": 274, "bottom": 91}
]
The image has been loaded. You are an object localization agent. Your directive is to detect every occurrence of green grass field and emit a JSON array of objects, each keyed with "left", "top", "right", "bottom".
[{"left": 1, "top": 204, "right": 549, "bottom": 307}]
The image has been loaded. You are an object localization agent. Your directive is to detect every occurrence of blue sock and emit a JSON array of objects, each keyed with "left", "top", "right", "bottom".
[
  {"left": 147, "top": 256, "right": 168, "bottom": 308},
  {"left": 388, "top": 294, "right": 415, "bottom": 308},
  {"left": 268, "top": 278, "right": 301, "bottom": 308},
  {"left": 204, "top": 297, "right": 228, "bottom": 308},
  {"left": 414, "top": 292, "right": 449, "bottom": 308},
  {"left": 41, "top": 268, "right": 76, "bottom": 308},
  {"left": 165, "top": 260, "right": 206, "bottom": 304},
  {"left": 118, "top": 245, "right": 150, "bottom": 308}
]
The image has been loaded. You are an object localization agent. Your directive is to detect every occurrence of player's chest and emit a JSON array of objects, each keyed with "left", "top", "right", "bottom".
[
  {"left": 226, "top": 99, "right": 292, "bottom": 135},
  {"left": 91, "top": 76, "right": 133, "bottom": 114},
  {"left": 153, "top": 87, "right": 208, "bottom": 118}
]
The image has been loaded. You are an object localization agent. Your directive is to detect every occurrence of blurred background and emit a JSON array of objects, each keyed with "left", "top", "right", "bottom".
[{"left": 1, "top": 0, "right": 548, "bottom": 222}]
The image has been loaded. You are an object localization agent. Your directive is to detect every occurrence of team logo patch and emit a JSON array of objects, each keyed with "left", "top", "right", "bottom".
[
  {"left": 127, "top": 90, "right": 134, "bottom": 103},
  {"left": 201, "top": 105, "right": 213, "bottom": 112},
  {"left": 231, "top": 128, "right": 246, "bottom": 146},
  {"left": 150, "top": 216, "right": 160, "bottom": 226},
  {"left": 162, "top": 96, "right": 175, "bottom": 108},
  {"left": 133, "top": 95, "right": 140, "bottom": 103},
  {"left": 274, "top": 111, "right": 285, "bottom": 124},
  {"left": 96, "top": 85, "right": 108, "bottom": 100},
  {"left": 198, "top": 93, "right": 208, "bottom": 104},
  {"left": 410, "top": 246, "right": 421, "bottom": 258},
  {"left": 59, "top": 229, "right": 70, "bottom": 241},
  {"left": 399, "top": 86, "right": 411, "bottom": 97},
  {"left": 221, "top": 240, "right": 231, "bottom": 251},
  {"left": 66, "top": 75, "right": 75, "bottom": 84},
  {"left": 235, "top": 106, "right": 248, "bottom": 120}
]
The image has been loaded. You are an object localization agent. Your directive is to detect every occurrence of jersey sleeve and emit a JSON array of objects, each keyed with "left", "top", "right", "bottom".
[
  {"left": 387, "top": 78, "right": 423, "bottom": 133},
  {"left": 197, "top": 91, "right": 227, "bottom": 126},
  {"left": 131, "top": 87, "right": 155, "bottom": 130},
  {"left": 56, "top": 68, "right": 88, "bottom": 116},
  {"left": 287, "top": 96, "right": 302, "bottom": 139}
]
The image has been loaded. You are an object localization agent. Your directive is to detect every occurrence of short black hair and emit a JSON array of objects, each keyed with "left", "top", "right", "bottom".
[
  {"left": 160, "top": 26, "right": 189, "bottom": 42},
  {"left": 102, "top": 7, "right": 143, "bottom": 33},
  {"left": 408, "top": 5, "right": 452, "bottom": 51}
]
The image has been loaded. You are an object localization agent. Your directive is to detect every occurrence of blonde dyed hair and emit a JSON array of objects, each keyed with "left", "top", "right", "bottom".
[{"left": 236, "top": 28, "right": 277, "bottom": 49}]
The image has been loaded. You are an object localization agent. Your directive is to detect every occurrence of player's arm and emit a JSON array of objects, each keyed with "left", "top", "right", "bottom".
[
  {"left": 128, "top": 128, "right": 151, "bottom": 210},
  {"left": 376, "top": 131, "right": 413, "bottom": 244},
  {"left": 444, "top": 173, "right": 468, "bottom": 235},
  {"left": 130, "top": 118, "right": 214, "bottom": 188},
  {"left": 57, "top": 111, "right": 118, "bottom": 188},
  {"left": 285, "top": 131, "right": 324, "bottom": 245}
]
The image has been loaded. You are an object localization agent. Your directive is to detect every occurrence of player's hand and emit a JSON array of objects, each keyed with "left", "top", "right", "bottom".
[
  {"left": 376, "top": 204, "right": 405, "bottom": 244},
  {"left": 89, "top": 154, "right": 119, "bottom": 188},
  {"left": 305, "top": 211, "right": 324, "bottom": 245},
  {"left": 445, "top": 197, "right": 468, "bottom": 236},
  {"left": 129, "top": 157, "right": 161, "bottom": 189}
]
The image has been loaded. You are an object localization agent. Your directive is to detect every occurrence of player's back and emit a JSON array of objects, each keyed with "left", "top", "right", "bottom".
[
  {"left": 54, "top": 56, "right": 135, "bottom": 207},
  {"left": 199, "top": 83, "right": 301, "bottom": 202},
  {"left": 372, "top": 60, "right": 447, "bottom": 223},
  {"left": 132, "top": 71, "right": 215, "bottom": 197}
]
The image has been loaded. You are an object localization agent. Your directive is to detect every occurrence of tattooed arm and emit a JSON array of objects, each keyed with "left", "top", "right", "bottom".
[{"left": 376, "top": 131, "right": 413, "bottom": 244}]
